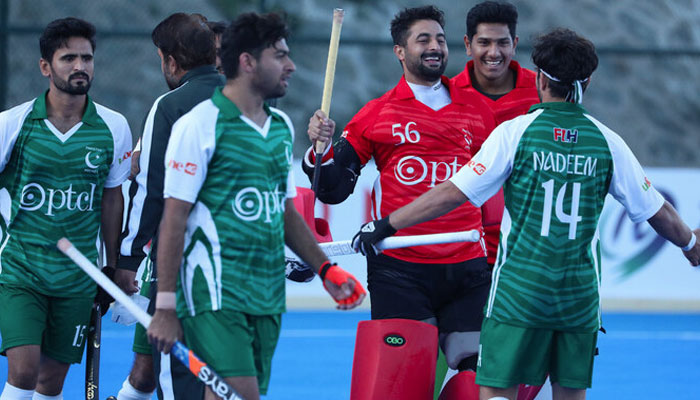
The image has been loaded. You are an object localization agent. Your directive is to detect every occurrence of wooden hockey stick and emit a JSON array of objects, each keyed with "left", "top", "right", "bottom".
[{"left": 311, "top": 8, "right": 344, "bottom": 193}]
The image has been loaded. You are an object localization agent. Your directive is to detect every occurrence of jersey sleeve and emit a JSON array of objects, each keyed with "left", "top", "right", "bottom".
[
  {"left": 95, "top": 105, "right": 133, "bottom": 188},
  {"left": 163, "top": 103, "right": 218, "bottom": 203},
  {"left": 450, "top": 113, "right": 539, "bottom": 207},
  {"left": 0, "top": 100, "right": 34, "bottom": 173},
  {"left": 341, "top": 100, "right": 381, "bottom": 164},
  {"left": 586, "top": 116, "right": 665, "bottom": 222}
]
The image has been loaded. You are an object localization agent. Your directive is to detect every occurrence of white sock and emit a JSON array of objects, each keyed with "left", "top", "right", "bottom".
[
  {"left": 117, "top": 379, "right": 153, "bottom": 400},
  {"left": 0, "top": 383, "right": 34, "bottom": 400},
  {"left": 31, "top": 392, "right": 62, "bottom": 400}
]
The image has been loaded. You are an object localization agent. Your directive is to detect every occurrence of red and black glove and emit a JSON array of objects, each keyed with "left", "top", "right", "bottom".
[
  {"left": 351, "top": 216, "right": 397, "bottom": 256},
  {"left": 318, "top": 261, "right": 366, "bottom": 309}
]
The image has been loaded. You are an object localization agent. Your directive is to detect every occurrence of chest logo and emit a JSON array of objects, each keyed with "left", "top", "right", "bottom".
[
  {"left": 462, "top": 128, "right": 473, "bottom": 151},
  {"left": 84, "top": 146, "right": 106, "bottom": 174}
]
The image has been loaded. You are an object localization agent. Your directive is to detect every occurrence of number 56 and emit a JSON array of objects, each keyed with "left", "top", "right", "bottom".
[{"left": 392, "top": 122, "right": 420, "bottom": 145}]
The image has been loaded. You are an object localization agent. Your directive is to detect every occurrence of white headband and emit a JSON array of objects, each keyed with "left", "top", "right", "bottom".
[{"left": 540, "top": 69, "right": 589, "bottom": 104}]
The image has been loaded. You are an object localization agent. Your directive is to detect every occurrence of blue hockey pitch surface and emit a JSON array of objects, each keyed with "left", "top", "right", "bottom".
[{"left": 2, "top": 311, "right": 700, "bottom": 399}]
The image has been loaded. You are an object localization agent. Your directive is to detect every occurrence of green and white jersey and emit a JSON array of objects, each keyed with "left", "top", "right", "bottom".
[
  {"left": 0, "top": 92, "right": 132, "bottom": 297},
  {"left": 450, "top": 102, "right": 664, "bottom": 332},
  {"left": 164, "top": 88, "right": 296, "bottom": 317}
]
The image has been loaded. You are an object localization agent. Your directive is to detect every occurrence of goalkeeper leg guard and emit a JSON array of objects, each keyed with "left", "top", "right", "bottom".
[
  {"left": 350, "top": 319, "right": 438, "bottom": 400},
  {"left": 437, "top": 371, "right": 479, "bottom": 400}
]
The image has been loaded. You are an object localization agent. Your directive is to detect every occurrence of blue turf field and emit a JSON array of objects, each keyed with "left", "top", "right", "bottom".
[{"left": 2, "top": 311, "right": 700, "bottom": 399}]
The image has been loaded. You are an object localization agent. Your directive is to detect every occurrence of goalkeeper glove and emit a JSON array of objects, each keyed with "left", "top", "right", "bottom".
[{"left": 351, "top": 216, "right": 397, "bottom": 256}]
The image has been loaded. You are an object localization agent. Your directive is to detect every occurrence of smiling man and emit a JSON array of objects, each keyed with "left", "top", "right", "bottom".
[
  {"left": 0, "top": 17, "right": 132, "bottom": 400},
  {"left": 146, "top": 12, "right": 365, "bottom": 400},
  {"left": 303, "top": 6, "right": 495, "bottom": 398},
  {"left": 452, "top": 1, "right": 540, "bottom": 274}
]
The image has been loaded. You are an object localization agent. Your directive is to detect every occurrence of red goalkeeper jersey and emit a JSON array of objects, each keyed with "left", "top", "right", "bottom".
[
  {"left": 343, "top": 76, "right": 495, "bottom": 264},
  {"left": 452, "top": 60, "right": 539, "bottom": 264}
]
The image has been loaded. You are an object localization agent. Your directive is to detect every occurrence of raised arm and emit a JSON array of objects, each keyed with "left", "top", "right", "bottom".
[{"left": 301, "top": 109, "right": 363, "bottom": 204}]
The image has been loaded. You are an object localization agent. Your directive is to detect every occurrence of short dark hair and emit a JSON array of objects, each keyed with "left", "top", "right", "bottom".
[
  {"left": 39, "top": 17, "right": 96, "bottom": 62},
  {"left": 206, "top": 21, "right": 228, "bottom": 36},
  {"left": 390, "top": 5, "right": 445, "bottom": 46},
  {"left": 532, "top": 28, "right": 598, "bottom": 99},
  {"left": 466, "top": 1, "right": 518, "bottom": 41},
  {"left": 152, "top": 13, "right": 216, "bottom": 70},
  {"left": 220, "top": 12, "right": 289, "bottom": 80}
]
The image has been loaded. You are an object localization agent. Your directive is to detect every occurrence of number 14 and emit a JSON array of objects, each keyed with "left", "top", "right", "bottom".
[{"left": 540, "top": 179, "right": 582, "bottom": 240}]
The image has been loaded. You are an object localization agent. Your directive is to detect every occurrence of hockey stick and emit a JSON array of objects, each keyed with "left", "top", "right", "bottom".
[
  {"left": 311, "top": 8, "right": 344, "bottom": 193},
  {"left": 286, "top": 230, "right": 482, "bottom": 282},
  {"left": 85, "top": 303, "right": 101, "bottom": 400},
  {"left": 318, "top": 230, "right": 481, "bottom": 257},
  {"left": 57, "top": 238, "right": 246, "bottom": 400},
  {"left": 85, "top": 239, "right": 105, "bottom": 400}
]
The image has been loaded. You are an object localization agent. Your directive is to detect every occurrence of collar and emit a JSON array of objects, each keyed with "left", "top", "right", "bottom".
[
  {"left": 395, "top": 75, "right": 463, "bottom": 103},
  {"left": 529, "top": 101, "right": 586, "bottom": 114},
  {"left": 178, "top": 65, "right": 220, "bottom": 86},
  {"left": 29, "top": 90, "right": 99, "bottom": 126},
  {"left": 211, "top": 86, "right": 281, "bottom": 122}
]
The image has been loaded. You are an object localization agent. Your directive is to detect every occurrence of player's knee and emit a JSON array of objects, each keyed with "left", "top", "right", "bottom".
[
  {"left": 128, "top": 354, "right": 155, "bottom": 391},
  {"left": 7, "top": 370, "right": 38, "bottom": 391},
  {"left": 441, "top": 331, "right": 480, "bottom": 370}
]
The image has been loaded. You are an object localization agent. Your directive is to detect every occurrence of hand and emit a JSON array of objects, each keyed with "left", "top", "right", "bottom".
[
  {"left": 318, "top": 262, "right": 366, "bottom": 310},
  {"left": 147, "top": 309, "right": 183, "bottom": 354},
  {"left": 285, "top": 258, "right": 316, "bottom": 283},
  {"left": 682, "top": 228, "right": 700, "bottom": 267},
  {"left": 94, "top": 266, "right": 116, "bottom": 316},
  {"left": 114, "top": 268, "right": 140, "bottom": 295},
  {"left": 307, "top": 109, "right": 335, "bottom": 146},
  {"left": 352, "top": 217, "right": 397, "bottom": 256},
  {"left": 128, "top": 150, "right": 141, "bottom": 180}
]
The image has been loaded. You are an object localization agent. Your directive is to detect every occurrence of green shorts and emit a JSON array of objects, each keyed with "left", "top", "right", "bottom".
[
  {"left": 0, "top": 284, "right": 94, "bottom": 364},
  {"left": 181, "top": 310, "right": 281, "bottom": 395},
  {"left": 476, "top": 317, "right": 597, "bottom": 389}
]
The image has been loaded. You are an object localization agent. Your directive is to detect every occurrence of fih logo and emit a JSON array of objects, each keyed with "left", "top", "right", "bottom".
[
  {"left": 232, "top": 185, "right": 285, "bottom": 223},
  {"left": 394, "top": 156, "right": 462, "bottom": 187},
  {"left": 20, "top": 182, "right": 97, "bottom": 216},
  {"left": 384, "top": 334, "right": 406, "bottom": 347}
]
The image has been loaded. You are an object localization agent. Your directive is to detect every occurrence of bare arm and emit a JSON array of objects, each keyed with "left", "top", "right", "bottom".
[
  {"left": 388, "top": 180, "right": 469, "bottom": 231},
  {"left": 647, "top": 200, "right": 700, "bottom": 266},
  {"left": 100, "top": 186, "right": 124, "bottom": 267},
  {"left": 147, "top": 197, "right": 193, "bottom": 353}
]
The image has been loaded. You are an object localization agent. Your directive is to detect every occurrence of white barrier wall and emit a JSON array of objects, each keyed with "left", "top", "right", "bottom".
[{"left": 287, "top": 161, "right": 700, "bottom": 311}]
